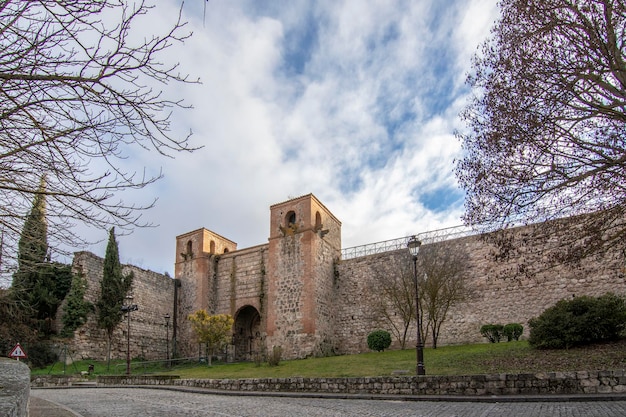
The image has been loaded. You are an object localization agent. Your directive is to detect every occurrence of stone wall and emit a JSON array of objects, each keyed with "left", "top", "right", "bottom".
[
  {"left": 213, "top": 246, "right": 267, "bottom": 359},
  {"left": 63, "top": 251, "right": 175, "bottom": 362},
  {"left": 96, "top": 370, "right": 626, "bottom": 396},
  {"left": 63, "top": 205, "right": 626, "bottom": 362},
  {"left": 0, "top": 359, "right": 29, "bottom": 417},
  {"left": 312, "top": 235, "right": 341, "bottom": 356},
  {"left": 212, "top": 246, "right": 267, "bottom": 317},
  {"left": 334, "top": 250, "right": 410, "bottom": 354},
  {"left": 334, "top": 229, "right": 626, "bottom": 354}
]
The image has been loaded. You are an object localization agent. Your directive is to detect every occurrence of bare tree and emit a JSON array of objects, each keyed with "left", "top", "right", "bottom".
[
  {"left": 456, "top": 0, "right": 626, "bottom": 274},
  {"left": 0, "top": 0, "right": 198, "bottom": 276},
  {"left": 417, "top": 240, "right": 471, "bottom": 349},
  {"left": 370, "top": 240, "right": 472, "bottom": 349},
  {"left": 370, "top": 257, "right": 415, "bottom": 349}
]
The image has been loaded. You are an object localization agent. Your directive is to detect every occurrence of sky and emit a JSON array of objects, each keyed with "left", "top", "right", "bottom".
[{"left": 64, "top": 0, "right": 501, "bottom": 277}]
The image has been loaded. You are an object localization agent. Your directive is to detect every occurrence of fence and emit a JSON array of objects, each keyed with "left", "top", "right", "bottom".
[{"left": 341, "top": 224, "right": 477, "bottom": 260}]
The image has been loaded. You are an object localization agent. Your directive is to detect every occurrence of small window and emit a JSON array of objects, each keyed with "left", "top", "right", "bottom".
[
  {"left": 286, "top": 211, "right": 296, "bottom": 226},
  {"left": 315, "top": 211, "right": 322, "bottom": 230},
  {"left": 182, "top": 240, "right": 193, "bottom": 261},
  {"left": 210, "top": 240, "right": 216, "bottom": 254},
  {"left": 223, "top": 248, "right": 229, "bottom": 253}
]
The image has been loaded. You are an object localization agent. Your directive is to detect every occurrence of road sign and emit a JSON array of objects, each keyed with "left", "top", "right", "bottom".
[{"left": 9, "top": 343, "right": 27, "bottom": 360}]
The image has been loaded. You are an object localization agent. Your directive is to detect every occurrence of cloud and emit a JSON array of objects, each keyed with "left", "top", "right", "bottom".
[{"left": 54, "top": 0, "right": 500, "bottom": 277}]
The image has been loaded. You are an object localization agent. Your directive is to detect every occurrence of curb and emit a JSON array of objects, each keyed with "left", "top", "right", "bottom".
[{"left": 31, "top": 384, "right": 626, "bottom": 403}]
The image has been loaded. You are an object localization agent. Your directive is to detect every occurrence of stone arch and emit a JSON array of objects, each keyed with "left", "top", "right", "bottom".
[
  {"left": 315, "top": 211, "right": 322, "bottom": 230},
  {"left": 232, "top": 305, "right": 261, "bottom": 361},
  {"left": 210, "top": 240, "right": 215, "bottom": 254}
]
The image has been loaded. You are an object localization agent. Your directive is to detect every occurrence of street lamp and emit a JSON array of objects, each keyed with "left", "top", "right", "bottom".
[
  {"left": 407, "top": 236, "right": 425, "bottom": 375},
  {"left": 120, "top": 295, "right": 138, "bottom": 376},
  {"left": 164, "top": 313, "right": 170, "bottom": 367}
]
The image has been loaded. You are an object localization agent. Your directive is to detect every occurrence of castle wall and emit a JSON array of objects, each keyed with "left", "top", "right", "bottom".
[
  {"left": 65, "top": 252, "right": 174, "bottom": 362},
  {"left": 266, "top": 231, "right": 313, "bottom": 358},
  {"left": 438, "top": 232, "right": 626, "bottom": 346},
  {"left": 211, "top": 245, "right": 268, "bottom": 317},
  {"left": 311, "top": 235, "right": 341, "bottom": 356},
  {"left": 174, "top": 241, "right": 268, "bottom": 359},
  {"left": 334, "top": 230, "right": 626, "bottom": 354},
  {"left": 62, "top": 195, "right": 626, "bottom": 364},
  {"left": 174, "top": 228, "right": 238, "bottom": 336},
  {"left": 334, "top": 250, "right": 409, "bottom": 354}
]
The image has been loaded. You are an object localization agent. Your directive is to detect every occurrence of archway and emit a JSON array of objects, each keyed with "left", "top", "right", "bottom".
[{"left": 232, "top": 305, "right": 261, "bottom": 361}]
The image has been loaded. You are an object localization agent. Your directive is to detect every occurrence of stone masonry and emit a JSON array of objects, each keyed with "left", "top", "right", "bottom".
[
  {"left": 95, "top": 369, "right": 626, "bottom": 396},
  {"left": 334, "top": 232, "right": 626, "bottom": 353},
  {"left": 61, "top": 251, "right": 175, "bottom": 362},
  {"left": 63, "top": 193, "right": 626, "bottom": 362}
]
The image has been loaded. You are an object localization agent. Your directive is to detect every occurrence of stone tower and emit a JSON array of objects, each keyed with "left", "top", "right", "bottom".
[
  {"left": 174, "top": 228, "right": 237, "bottom": 356},
  {"left": 265, "top": 194, "right": 342, "bottom": 358}
]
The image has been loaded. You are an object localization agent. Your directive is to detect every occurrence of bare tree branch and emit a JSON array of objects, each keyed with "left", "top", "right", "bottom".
[
  {"left": 417, "top": 240, "right": 472, "bottom": 349},
  {"left": 456, "top": 0, "right": 626, "bottom": 274},
  {"left": 0, "top": 0, "right": 200, "bottom": 276}
]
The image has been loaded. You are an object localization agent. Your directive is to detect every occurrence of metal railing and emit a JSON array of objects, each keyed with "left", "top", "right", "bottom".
[{"left": 340, "top": 224, "right": 477, "bottom": 260}]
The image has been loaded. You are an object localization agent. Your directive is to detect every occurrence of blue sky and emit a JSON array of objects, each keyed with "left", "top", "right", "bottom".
[{"left": 66, "top": 0, "right": 500, "bottom": 276}]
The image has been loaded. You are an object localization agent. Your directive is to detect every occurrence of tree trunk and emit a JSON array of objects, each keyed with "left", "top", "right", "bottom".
[{"left": 106, "top": 330, "right": 112, "bottom": 371}]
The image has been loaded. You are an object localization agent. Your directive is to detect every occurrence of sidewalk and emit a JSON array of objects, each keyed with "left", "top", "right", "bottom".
[{"left": 29, "top": 395, "right": 82, "bottom": 417}]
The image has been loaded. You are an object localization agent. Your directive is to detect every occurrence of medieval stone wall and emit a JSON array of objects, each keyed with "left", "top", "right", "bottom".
[
  {"left": 174, "top": 244, "right": 268, "bottom": 359},
  {"left": 334, "top": 230, "right": 626, "bottom": 354},
  {"left": 211, "top": 245, "right": 268, "bottom": 317},
  {"left": 62, "top": 207, "right": 626, "bottom": 363},
  {"left": 333, "top": 250, "right": 405, "bottom": 354},
  {"left": 439, "top": 231, "right": 626, "bottom": 346},
  {"left": 312, "top": 235, "right": 341, "bottom": 356},
  {"left": 63, "top": 251, "right": 174, "bottom": 362}
]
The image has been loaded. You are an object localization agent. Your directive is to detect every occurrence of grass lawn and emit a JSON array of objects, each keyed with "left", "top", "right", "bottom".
[{"left": 33, "top": 339, "right": 626, "bottom": 379}]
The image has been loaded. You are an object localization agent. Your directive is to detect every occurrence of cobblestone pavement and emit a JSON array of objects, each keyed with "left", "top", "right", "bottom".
[{"left": 31, "top": 388, "right": 626, "bottom": 417}]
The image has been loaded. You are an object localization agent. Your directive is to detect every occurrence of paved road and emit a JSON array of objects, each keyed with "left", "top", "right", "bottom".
[{"left": 31, "top": 387, "right": 626, "bottom": 417}]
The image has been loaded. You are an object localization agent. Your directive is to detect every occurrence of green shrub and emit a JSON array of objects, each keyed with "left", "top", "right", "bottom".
[
  {"left": 529, "top": 293, "right": 626, "bottom": 349},
  {"left": 367, "top": 330, "right": 392, "bottom": 352},
  {"left": 27, "top": 340, "right": 58, "bottom": 368},
  {"left": 480, "top": 324, "right": 504, "bottom": 343},
  {"left": 503, "top": 323, "right": 524, "bottom": 341}
]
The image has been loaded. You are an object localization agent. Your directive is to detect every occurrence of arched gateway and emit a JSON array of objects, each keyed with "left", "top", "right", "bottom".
[
  {"left": 174, "top": 194, "right": 343, "bottom": 360},
  {"left": 232, "top": 305, "right": 261, "bottom": 361}
]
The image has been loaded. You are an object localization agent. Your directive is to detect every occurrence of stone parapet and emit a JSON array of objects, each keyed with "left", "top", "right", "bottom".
[
  {"left": 94, "top": 370, "right": 626, "bottom": 396},
  {"left": 97, "top": 375, "right": 180, "bottom": 385},
  {"left": 30, "top": 375, "right": 91, "bottom": 388},
  {"left": 0, "top": 358, "right": 30, "bottom": 417}
]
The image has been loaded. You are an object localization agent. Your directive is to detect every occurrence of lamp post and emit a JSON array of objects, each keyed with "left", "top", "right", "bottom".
[
  {"left": 121, "top": 295, "right": 138, "bottom": 376},
  {"left": 164, "top": 313, "right": 170, "bottom": 367},
  {"left": 407, "top": 236, "right": 425, "bottom": 375}
]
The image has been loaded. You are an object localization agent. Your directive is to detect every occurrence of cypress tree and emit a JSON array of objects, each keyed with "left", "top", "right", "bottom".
[
  {"left": 12, "top": 176, "right": 49, "bottom": 301},
  {"left": 96, "top": 227, "right": 133, "bottom": 368},
  {"left": 61, "top": 273, "right": 93, "bottom": 338},
  {"left": 11, "top": 176, "right": 72, "bottom": 335}
]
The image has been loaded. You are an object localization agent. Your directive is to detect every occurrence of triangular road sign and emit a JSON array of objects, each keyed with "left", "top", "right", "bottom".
[{"left": 9, "top": 343, "right": 27, "bottom": 359}]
